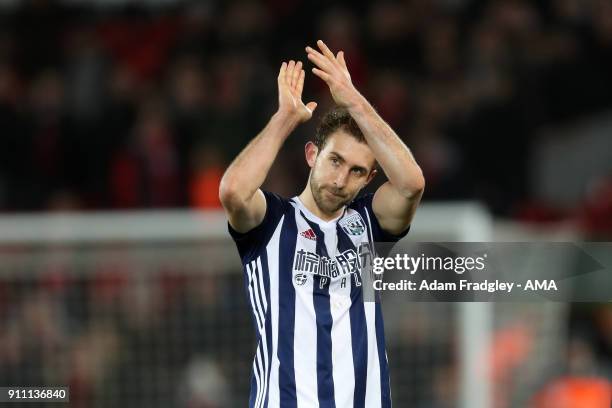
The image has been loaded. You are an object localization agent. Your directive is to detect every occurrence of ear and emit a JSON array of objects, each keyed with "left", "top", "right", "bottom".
[
  {"left": 365, "top": 168, "right": 378, "bottom": 185},
  {"left": 305, "top": 141, "right": 319, "bottom": 168}
]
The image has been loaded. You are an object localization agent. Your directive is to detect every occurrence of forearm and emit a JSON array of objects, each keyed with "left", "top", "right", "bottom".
[
  {"left": 220, "top": 111, "right": 300, "bottom": 204},
  {"left": 348, "top": 95, "right": 425, "bottom": 197}
]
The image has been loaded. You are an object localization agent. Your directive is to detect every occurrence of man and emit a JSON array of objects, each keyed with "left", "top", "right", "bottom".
[{"left": 219, "top": 40, "right": 425, "bottom": 408}]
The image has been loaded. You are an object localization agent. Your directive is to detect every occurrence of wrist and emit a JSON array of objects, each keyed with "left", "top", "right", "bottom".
[
  {"left": 272, "top": 109, "right": 302, "bottom": 131},
  {"left": 345, "top": 93, "right": 369, "bottom": 115}
]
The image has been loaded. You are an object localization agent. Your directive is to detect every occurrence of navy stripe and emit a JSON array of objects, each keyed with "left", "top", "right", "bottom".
[
  {"left": 336, "top": 225, "right": 368, "bottom": 408},
  {"left": 375, "top": 302, "right": 391, "bottom": 408},
  {"left": 278, "top": 209, "right": 298, "bottom": 407},
  {"left": 260, "top": 250, "right": 273, "bottom": 408},
  {"left": 363, "top": 207, "right": 381, "bottom": 300},
  {"left": 362, "top": 207, "right": 377, "bottom": 256},
  {"left": 304, "top": 215, "right": 336, "bottom": 408}
]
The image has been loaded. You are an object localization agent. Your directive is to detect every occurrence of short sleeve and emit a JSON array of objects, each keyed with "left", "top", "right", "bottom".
[
  {"left": 227, "top": 190, "right": 287, "bottom": 260},
  {"left": 350, "top": 193, "right": 410, "bottom": 243}
]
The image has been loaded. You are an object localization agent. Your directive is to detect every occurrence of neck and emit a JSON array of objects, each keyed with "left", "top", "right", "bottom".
[{"left": 298, "top": 185, "right": 344, "bottom": 222}]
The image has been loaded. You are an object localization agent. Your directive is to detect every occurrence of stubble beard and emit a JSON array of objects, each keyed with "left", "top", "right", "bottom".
[{"left": 309, "top": 170, "right": 353, "bottom": 215}]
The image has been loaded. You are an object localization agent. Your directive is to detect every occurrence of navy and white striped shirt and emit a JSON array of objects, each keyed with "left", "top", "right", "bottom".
[{"left": 229, "top": 191, "right": 409, "bottom": 408}]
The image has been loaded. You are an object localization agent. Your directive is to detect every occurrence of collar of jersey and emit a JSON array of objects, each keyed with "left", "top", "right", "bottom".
[{"left": 292, "top": 196, "right": 347, "bottom": 228}]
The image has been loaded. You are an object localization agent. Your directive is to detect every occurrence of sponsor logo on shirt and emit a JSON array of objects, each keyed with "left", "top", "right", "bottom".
[{"left": 292, "top": 242, "right": 374, "bottom": 280}]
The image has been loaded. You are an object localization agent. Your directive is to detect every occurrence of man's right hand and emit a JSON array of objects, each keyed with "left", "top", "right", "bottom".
[
  {"left": 277, "top": 60, "right": 317, "bottom": 123},
  {"left": 220, "top": 60, "right": 315, "bottom": 234}
]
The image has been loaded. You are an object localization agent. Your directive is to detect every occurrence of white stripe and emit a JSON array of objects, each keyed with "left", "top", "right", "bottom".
[
  {"left": 252, "top": 258, "right": 266, "bottom": 333},
  {"left": 266, "top": 215, "right": 284, "bottom": 407},
  {"left": 364, "top": 208, "right": 383, "bottom": 407},
  {"left": 330, "top": 276, "right": 354, "bottom": 407},
  {"left": 247, "top": 261, "right": 262, "bottom": 407},
  {"left": 254, "top": 347, "right": 264, "bottom": 408},
  {"left": 251, "top": 348, "right": 262, "bottom": 407},
  {"left": 254, "top": 257, "right": 270, "bottom": 408},
  {"left": 293, "top": 205, "right": 319, "bottom": 407},
  {"left": 247, "top": 260, "right": 266, "bottom": 408},
  {"left": 247, "top": 261, "right": 264, "bottom": 332},
  {"left": 253, "top": 260, "right": 267, "bottom": 408},
  {"left": 257, "top": 257, "right": 269, "bottom": 312},
  {"left": 364, "top": 302, "right": 382, "bottom": 407}
]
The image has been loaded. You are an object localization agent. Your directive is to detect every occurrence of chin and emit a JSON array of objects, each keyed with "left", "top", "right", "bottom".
[{"left": 327, "top": 198, "right": 349, "bottom": 213}]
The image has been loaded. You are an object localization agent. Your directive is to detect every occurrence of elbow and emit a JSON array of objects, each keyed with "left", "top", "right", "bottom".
[
  {"left": 414, "top": 171, "right": 426, "bottom": 194},
  {"left": 218, "top": 176, "right": 244, "bottom": 210},
  {"left": 398, "top": 168, "right": 425, "bottom": 198}
]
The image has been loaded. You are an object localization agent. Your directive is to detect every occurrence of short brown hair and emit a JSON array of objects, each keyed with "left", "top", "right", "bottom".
[{"left": 314, "top": 106, "right": 366, "bottom": 150}]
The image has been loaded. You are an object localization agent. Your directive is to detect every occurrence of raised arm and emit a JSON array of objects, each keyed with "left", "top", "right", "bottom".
[
  {"left": 219, "top": 60, "right": 317, "bottom": 233},
  {"left": 306, "top": 40, "right": 425, "bottom": 235}
]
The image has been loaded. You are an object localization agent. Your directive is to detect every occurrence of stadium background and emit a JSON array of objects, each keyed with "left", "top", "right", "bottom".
[{"left": 0, "top": 0, "right": 610, "bottom": 407}]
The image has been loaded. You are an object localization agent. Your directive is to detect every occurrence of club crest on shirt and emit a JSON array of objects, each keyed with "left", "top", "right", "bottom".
[
  {"left": 339, "top": 213, "right": 366, "bottom": 236},
  {"left": 294, "top": 273, "right": 308, "bottom": 286}
]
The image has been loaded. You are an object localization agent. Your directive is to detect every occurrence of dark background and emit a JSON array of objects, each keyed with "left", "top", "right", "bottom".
[{"left": 0, "top": 0, "right": 611, "bottom": 226}]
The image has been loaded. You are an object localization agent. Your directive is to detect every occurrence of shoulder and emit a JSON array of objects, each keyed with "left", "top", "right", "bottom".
[
  {"left": 348, "top": 193, "right": 410, "bottom": 242},
  {"left": 348, "top": 193, "right": 374, "bottom": 212},
  {"left": 228, "top": 190, "right": 291, "bottom": 261}
]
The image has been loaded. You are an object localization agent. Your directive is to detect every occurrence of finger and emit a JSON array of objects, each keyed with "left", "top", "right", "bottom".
[
  {"left": 287, "top": 60, "right": 296, "bottom": 85},
  {"left": 312, "top": 67, "right": 331, "bottom": 82},
  {"left": 292, "top": 61, "right": 302, "bottom": 89},
  {"left": 306, "top": 49, "right": 333, "bottom": 72},
  {"left": 317, "top": 40, "right": 336, "bottom": 62},
  {"left": 306, "top": 46, "right": 331, "bottom": 66},
  {"left": 297, "top": 69, "right": 305, "bottom": 95},
  {"left": 278, "top": 61, "right": 287, "bottom": 82},
  {"left": 337, "top": 51, "right": 348, "bottom": 70},
  {"left": 306, "top": 101, "right": 317, "bottom": 113}
]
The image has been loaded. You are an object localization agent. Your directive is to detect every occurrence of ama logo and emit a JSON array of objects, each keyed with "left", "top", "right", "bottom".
[{"left": 340, "top": 213, "right": 365, "bottom": 236}]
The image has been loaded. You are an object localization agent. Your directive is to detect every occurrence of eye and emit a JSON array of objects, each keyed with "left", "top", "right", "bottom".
[
  {"left": 331, "top": 157, "right": 340, "bottom": 166},
  {"left": 351, "top": 168, "right": 365, "bottom": 176}
]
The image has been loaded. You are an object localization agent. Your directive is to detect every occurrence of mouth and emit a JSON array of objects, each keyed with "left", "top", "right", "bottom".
[{"left": 325, "top": 188, "right": 345, "bottom": 199}]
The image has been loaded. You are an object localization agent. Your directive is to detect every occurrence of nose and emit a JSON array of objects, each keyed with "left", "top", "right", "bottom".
[{"left": 334, "top": 170, "right": 349, "bottom": 189}]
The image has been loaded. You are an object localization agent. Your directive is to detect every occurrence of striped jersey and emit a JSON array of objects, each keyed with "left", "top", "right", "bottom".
[{"left": 229, "top": 191, "right": 409, "bottom": 408}]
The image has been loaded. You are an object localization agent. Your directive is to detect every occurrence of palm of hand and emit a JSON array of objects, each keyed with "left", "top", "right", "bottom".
[{"left": 278, "top": 60, "right": 317, "bottom": 123}]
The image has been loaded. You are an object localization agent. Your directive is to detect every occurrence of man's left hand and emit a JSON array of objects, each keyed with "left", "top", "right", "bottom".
[{"left": 306, "top": 40, "right": 363, "bottom": 109}]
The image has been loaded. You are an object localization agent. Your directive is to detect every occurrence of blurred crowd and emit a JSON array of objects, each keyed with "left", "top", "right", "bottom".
[
  {"left": 0, "top": 0, "right": 611, "bottom": 225},
  {"left": 0, "top": 251, "right": 253, "bottom": 407}
]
